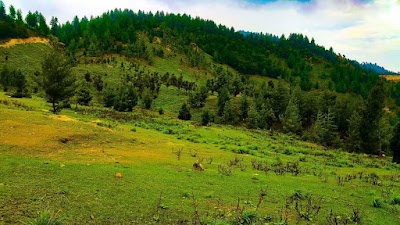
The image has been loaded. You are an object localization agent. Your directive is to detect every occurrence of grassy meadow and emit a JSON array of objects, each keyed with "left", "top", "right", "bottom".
[{"left": 0, "top": 43, "right": 399, "bottom": 224}]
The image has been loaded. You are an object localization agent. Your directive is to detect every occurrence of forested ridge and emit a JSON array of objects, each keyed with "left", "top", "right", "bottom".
[{"left": 0, "top": 1, "right": 399, "bottom": 161}]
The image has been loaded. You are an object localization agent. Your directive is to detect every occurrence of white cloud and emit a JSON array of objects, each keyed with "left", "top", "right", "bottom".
[{"left": 3, "top": 0, "right": 400, "bottom": 72}]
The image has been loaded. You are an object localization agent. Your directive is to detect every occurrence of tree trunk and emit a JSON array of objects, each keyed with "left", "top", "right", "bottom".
[{"left": 52, "top": 101, "right": 57, "bottom": 114}]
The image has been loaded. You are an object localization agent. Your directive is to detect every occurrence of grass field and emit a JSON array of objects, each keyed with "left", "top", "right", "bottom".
[
  {"left": 0, "top": 42, "right": 400, "bottom": 224},
  {"left": 0, "top": 93, "right": 399, "bottom": 224}
]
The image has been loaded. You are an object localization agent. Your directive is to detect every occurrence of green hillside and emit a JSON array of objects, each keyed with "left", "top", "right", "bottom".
[{"left": 0, "top": 2, "right": 400, "bottom": 224}]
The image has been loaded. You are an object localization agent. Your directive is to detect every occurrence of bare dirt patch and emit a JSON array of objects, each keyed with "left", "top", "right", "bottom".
[{"left": 0, "top": 37, "right": 49, "bottom": 48}]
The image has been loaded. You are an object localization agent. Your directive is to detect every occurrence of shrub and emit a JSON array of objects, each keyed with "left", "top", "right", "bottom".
[
  {"left": 372, "top": 199, "right": 382, "bottom": 208},
  {"left": 27, "top": 210, "right": 63, "bottom": 225},
  {"left": 158, "top": 108, "right": 164, "bottom": 115},
  {"left": 201, "top": 110, "right": 214, "bottom": 126},
  {"left": 392, "top": 196, "right": 400, "bottom": 205},
  {"left": 240, "top": 210, "right": 258, "bottom": 225},
  {"left": 178, "top": 103, "right": 191, "bottom": 120}
]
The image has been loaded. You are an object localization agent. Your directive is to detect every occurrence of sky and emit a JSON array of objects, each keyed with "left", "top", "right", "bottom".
[{"left": 4, "top": 0, "right": 400, "bottom": 72}]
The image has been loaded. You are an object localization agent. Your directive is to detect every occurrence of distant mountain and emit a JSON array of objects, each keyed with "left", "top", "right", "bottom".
[{"left": 361, "top": 62, "right": 397, "bottom": 75}]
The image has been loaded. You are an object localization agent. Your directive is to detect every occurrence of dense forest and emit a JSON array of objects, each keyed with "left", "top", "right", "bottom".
[{"left": 0, "top": 1, "right": 399, "bottom": 162}]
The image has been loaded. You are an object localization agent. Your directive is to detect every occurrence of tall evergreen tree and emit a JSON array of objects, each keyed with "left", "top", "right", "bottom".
[
  {"left": 0, "top": 66, "right": 11, "bottom": 91},
  {"left": 12, "top": 70, "right": 28, "bottom": 98},
  {"left": 201, "top": 110, "right": 214, "bottom": 126},
  {"left": 50, "top": 16, "right": 59, "bottom": 35},
  {"left": 347, "top": 110, "right": 363, "bottom": 152},
  {"left": 258, "top": 103, "right": 276, "bottom": 130},
  {"left": 390, "top": 123, "right": 400, "bottom": 164},
  {"left": 280, "top": 95, "right": 301, "bottom": 134},
  {"left": 360, "top": 80, "right": 386, "bottom": 154},
  {"left": 188, "top": 85, "right": 208, "bottom": 108},
  {"left": 77, "top": 82, "right": 93, "bottom": 106},
  {"left": 178, "top": 103, "right": 191, "bottom": 120},
  {"left": 247, "top": 105, "right": 260, "bottom": 129},
  {"left": 222, "top": 100, "right": 235, "bottom": 124},
  {"left": 217, "top": 87, "right": 230, "bottom": 116},
  {"left": 41, "top": 50, "right": 76, "bottom": 113},
  {"left": 272, "top": 81, "right": 289, "bottom": 117},
  {"left": 306, "top": 109, "right": 338, "bottom": 147},
  {"left": 239, "top": 95, "right": 249, "bottom": 121},
  {"left": 9, "top": 5, "right": 16, "bottom": 20},
  {"left": 0, "top": 1, "right": 5, "bottom": 20},
  {"left": 25, "top": 11, "right": 37, "bottom": 29}
]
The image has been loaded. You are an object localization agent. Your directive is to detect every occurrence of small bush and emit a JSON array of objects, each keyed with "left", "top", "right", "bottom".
[
  {"left": 372, "top": 199, "right": 382, "bottom": 208},
  {"left": 240, "top": 210, "right": 258, "bottom": 225},
  {"left": 27, "top": 210, "right": 63, "bottom": 225},
  {"left": 178, "top": 103, "right": 191, "bottom": 121},
  {"left": 130, "top": 127, "right": 137, "bottom": 132},
  {"left": 392, "top": 196, "right": 400, "bottom": 205}
]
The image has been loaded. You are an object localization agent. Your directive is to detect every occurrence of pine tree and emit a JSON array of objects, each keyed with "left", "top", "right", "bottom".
[
  {"left": 272, "top": 81, "right": 289, "bottom": 117},
  {"left": 77, "top": 83, "right": 93, "bottom": 106},
  {"left": 0, "top": 66, "right": 11, "bottom": 91},
  {"left": 9, "top": 5, "right": 16, "bottom": 20},
  {"left": 201, "top": 110, "right": 214, "bottom": 126},
  {"left": 222, "top": 100, "right": 235, "bottom": 124},
  {"left": 114, "top": 84, "right": 138, "bottom": 112},
  {"left": 247, "top": 105, "right": 259, "bottom": 129},
  {"left": 178, "top": 103, "right": 191, "bottom": 120},
  {"left": 41, "top": 50, "right": 76, "bottom": 113},
  {"left": 188, "top": 85, "right": 208, "bottom": 108},
  {"left": 12, "top": 70, "right": 28, "bottom": 98},
  {"left": 217, "top": 87, "right": 230, "bottom": 116},
  {"left": 390, "top": 123, "right": 400, "bottom": 164},
  {"left": 280, "top": 96, "right": 301, "bottom": 134},
  {"left": 360, "top": 80, "right": 386, "bottom": 154},
  {"left": 0, "top": 1, "right": 5, "bottom": 20},
  {"left": 239, "top": 95, "right": 249, "bottom": 121},
  {"left": 258, "top": 104, "right": 276, "bottom": 130},
  {"left": 347, "top": 110, "right": 363, "bottom": 152},
  {"left": 379, "top": 115, "right": 394, "bottom": 154},
  {"left": 142, "top": 88, "right": 153, "bottom": 109},
  {"left": 308, "top": 109, "right": 338, "bottom": 147}
]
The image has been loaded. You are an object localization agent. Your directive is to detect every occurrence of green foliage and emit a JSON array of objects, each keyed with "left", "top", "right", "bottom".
[
  {"left": 372, "top": 199, "right": 383, "bottom": 208},
  {"left": 114, "top": 84, "right": 138, "bottom": 112},
  {"left": 11, "top": 69, "right": 28, "bottom": 98},
  {"left": 27, "top": 210, "right": 63, "bottom": 225},
  {"left": 142, "top": 88, "right": 154, "bottom": 109},
  {"left": 361, "top": 80, "right": 386, "bottom": 155},
  {"left": 188, "top": 85, "right": 208, "bottom": 108},
  {"left": 240, "top": 210, "right": 258, "bottom": 225},
  {"left": 258, "top": 104, "right": 276, "bottom": 130},
  {"left": 239, "top": 95, "right": 249, "bottom": 121},
  {"left": 76, "top": 82, "right": 92, "bottom": 106},
  {"left": 392, "top": 196, "right": 400, "bottom": 205},
  {"left": 217, "top": 87, "right": 230, "bottom": 116},
  {"left": 280, "top": 95, "right": 301, "bottom": 134},
  {"left": 247, "top": 105, "right": 260, "bottom": 129},
  {"left": 222, "top": 100, "right": 235, "bottom": 124},
  {"left": 347, "top": 110, "right": 363, "bottom": 152},
  {"left": 304, "top": 109, "right": 339, "bottom": 147},
  {"left": 0, "top": 65, "right": 11, "bottom": 91},
  {"left": 201, "top": 110, "right": 214, "bottom": 126},
  {"left": 178, "top": 103, "right": 191, "bottom": 120},
  {"left": 272, "top": 81, "right": 289, "bottom": 117},
  {"left": 41, "top": 50, "right": 76, "bottom": 113},
  {"left": 390, "top": 123, "right": 400, "bottom": 164}
]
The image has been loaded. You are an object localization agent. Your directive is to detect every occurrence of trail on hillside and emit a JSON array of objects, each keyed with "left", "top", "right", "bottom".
[{"left": 0, "top": 37, "right": 49, "bottom": 48}]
